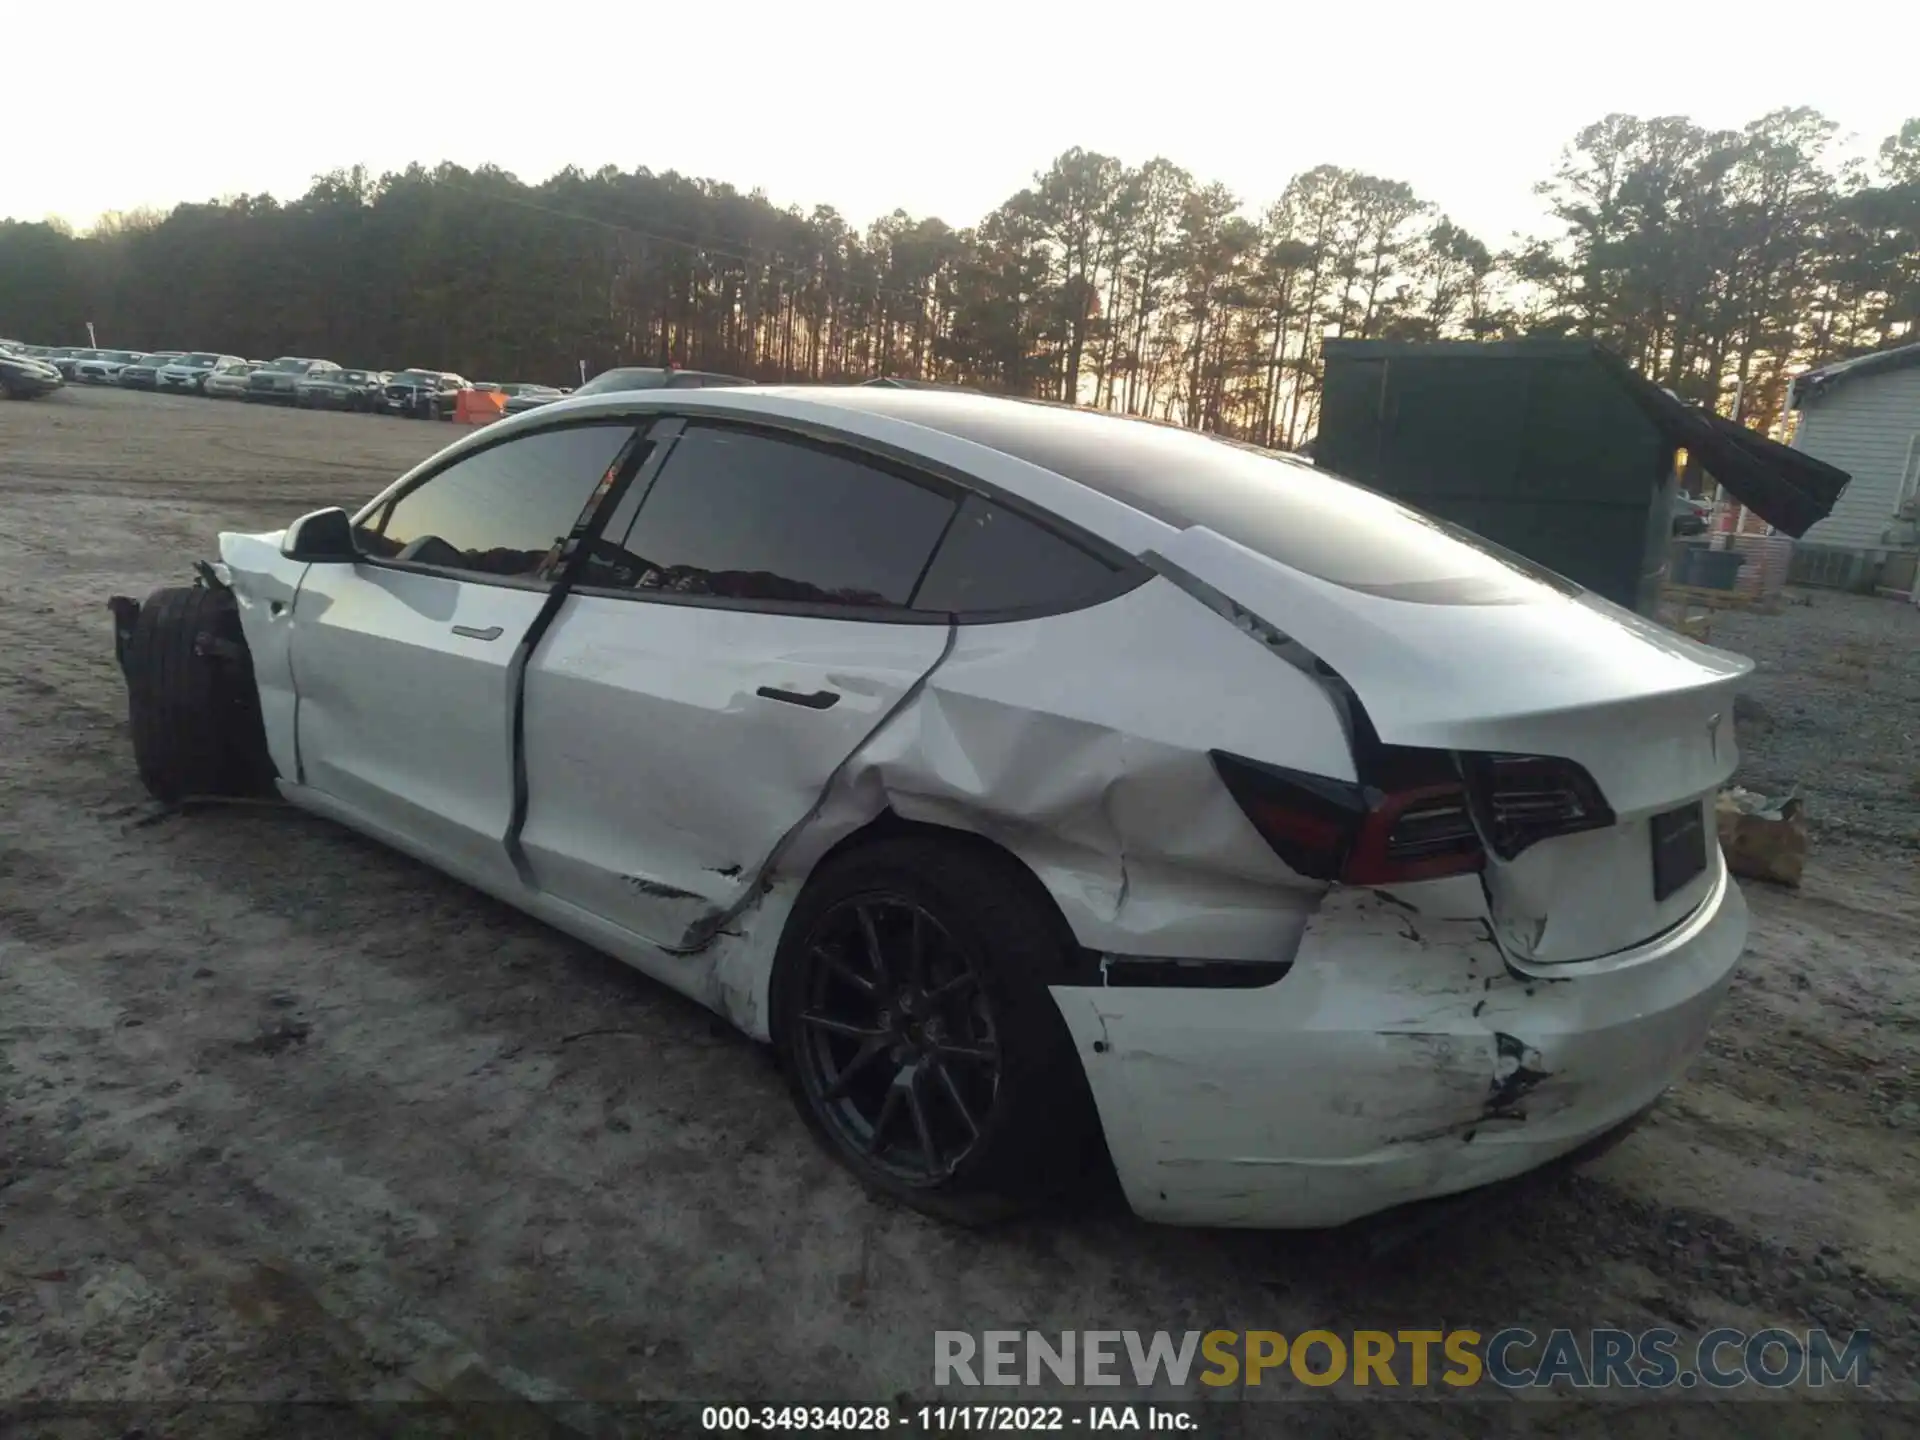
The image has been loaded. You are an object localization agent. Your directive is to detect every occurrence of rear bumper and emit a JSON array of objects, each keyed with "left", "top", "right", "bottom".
[{"left": 1050, "top": 870, "right": 1746, "bottom": 1228}]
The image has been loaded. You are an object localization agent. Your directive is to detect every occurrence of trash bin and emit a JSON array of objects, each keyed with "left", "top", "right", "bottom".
[
  {"left": 1689, "top": 549, "right": 1746, "bottom": 591},
  {"left": 1315, "top": 339, "right": 1848, "bottom": 616}
]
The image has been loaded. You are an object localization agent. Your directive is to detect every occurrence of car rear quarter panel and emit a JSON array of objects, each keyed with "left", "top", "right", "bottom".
[{"left": 765, "top": 576, "right": 1357, "bottom": 965}]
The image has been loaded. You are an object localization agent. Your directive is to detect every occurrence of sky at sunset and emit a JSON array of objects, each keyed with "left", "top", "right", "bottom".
[{"left": 10, "top": 1, "right": 1909, "bottom": 243}]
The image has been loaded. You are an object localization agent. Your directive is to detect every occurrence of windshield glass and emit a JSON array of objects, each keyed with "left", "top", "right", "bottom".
[
  {"left": 390, "top": 370, "right": 437, "bottom": 384},
  {"left": 574, "top": 368, "right": 668, "bottom": 396},
  {"left": 180, "top": 353, "right": 222, "bottom": 366},
  {"left": 267, "top": 358, "right": 311, "bottom": 373}
]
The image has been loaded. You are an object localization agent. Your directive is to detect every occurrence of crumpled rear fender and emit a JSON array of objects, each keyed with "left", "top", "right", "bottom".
[
  {"left": 713, "top": 577, "right": 1357, "bottom": 1038},
  {"left": 839, "top": 578, "right": 1354, "bottom": 953}
]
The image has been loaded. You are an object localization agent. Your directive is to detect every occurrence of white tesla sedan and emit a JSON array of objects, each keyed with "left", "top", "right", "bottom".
[{"left": 108, "top": 386, "right": 1749, "bottom": 1228}]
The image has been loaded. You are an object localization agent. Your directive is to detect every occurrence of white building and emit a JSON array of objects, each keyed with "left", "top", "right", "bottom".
[{"left": 1787, "top": 342, "right": 1920, "bottom": 595}]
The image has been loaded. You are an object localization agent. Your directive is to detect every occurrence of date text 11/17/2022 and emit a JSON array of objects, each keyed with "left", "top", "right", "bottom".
[{"left": 700, "top": 1405, "right": 1194, "bottom": 1431}]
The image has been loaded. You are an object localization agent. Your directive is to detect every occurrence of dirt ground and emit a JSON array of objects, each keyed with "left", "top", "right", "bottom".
[{"left": 1, "top": 387, "right": 1916, "bottom": 1436}]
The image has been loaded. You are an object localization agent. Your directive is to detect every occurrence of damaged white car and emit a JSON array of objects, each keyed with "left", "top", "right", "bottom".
[{"left": 108, "top": 387, "right": 1750, "bottom": 1229}]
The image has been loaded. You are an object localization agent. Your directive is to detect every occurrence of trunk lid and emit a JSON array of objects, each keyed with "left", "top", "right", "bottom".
[{"left": 1153, "top": 525, "right": 1749, "bottom": 965}]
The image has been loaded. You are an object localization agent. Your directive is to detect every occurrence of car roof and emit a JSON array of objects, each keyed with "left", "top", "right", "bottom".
[
  {"left": 446, "top": 383, "right": 1562, "bottom": 608},
  {"left": 382, "top": 386, "right": 1231, "bottom": 559},
  {"left": 535, "top": 385, "right": 1309, "bottom": 537}
]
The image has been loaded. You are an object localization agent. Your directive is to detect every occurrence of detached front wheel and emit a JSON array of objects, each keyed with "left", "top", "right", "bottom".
[
  {"left": 772, "top": 836, "right": 1101, "bottom": 1225},
  {"left": 114, "top": 584, "right": 276, "bottom": 803}
]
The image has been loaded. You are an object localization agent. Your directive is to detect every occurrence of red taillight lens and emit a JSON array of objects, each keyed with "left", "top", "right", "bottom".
[
  {"left": 1211, "top": 751, "right": 1485, "bottom": 885},
  {"left": 1346, "top": 782, "right": 1485, "bottom": 883},
  {"left": 1462, "top": 753, "right": 1615, "bottom": 860}
]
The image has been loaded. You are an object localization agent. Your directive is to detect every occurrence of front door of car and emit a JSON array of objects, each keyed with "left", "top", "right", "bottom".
[
  {"left": 289, "top": 420, "right": 641, "bottom": 891},
  {"left": 517, "top": 421, "right": 960, "bottom": 947}
]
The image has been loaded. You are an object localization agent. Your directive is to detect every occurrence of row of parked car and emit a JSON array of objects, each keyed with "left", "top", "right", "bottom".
[
  {"left": 2, "top": 345, "right": 560, "bottom": 419},
  {"left": 1, "top": 338, "right": 761, "bottom": 416}
]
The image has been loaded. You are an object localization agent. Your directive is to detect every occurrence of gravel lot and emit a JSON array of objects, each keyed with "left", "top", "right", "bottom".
[
  {"left": 1, "top": 387, "right": 1916, "bottom": 1434},
  {"left": 1712, "top": 595, "right": 1920, "bottom": 851}
]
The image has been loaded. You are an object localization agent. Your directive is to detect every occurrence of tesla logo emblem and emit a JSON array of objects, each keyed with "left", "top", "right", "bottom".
[{"left": 1707, "top": 713, "right": 1724, "bottom": 760}]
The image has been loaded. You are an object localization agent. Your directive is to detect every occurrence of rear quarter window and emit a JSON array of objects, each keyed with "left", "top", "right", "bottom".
[{"left": 911, "top": 495, "right": 1126, "bottom": 617}]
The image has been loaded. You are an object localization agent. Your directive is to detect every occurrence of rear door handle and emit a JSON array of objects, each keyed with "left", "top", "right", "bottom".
[
  {"left": 451, "top": 624, "right": 504, "bottom": 641},
  {"left": 756, "top": 686, "right": 840, "bottom": 710}
]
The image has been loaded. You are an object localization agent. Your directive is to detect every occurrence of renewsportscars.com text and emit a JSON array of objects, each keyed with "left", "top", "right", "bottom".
[{"left": 934, "top": 1328, "right": 1873, "bottom": 1391}]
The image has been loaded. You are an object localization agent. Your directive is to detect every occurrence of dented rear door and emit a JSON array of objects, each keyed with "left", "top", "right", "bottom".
[
  {"left": 520, "top": 600, "right": 949, "bottom": 945},
  {"left": 516, "top": 421, "right": 958, "bottom": 948}
]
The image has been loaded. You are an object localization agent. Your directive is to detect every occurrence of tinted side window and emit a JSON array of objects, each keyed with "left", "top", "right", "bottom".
[
  {"left": 912, "top": 495, "right": 1123, "bottom": 616},
  {"left": 362, "top": 423, "right": 635, "bottom": 583},
  {"left": 601, "top": 425, "right": 954, "bottom": 608}
]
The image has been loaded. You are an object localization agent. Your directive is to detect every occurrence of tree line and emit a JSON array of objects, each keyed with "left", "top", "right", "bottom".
[{"left": 1, "top": 107, "right": 1914, "bottom": 442}]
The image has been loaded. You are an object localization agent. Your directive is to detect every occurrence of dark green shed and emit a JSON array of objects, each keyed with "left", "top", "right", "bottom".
[{"left": 1314, "top": 339, "right": 1849, "bottom": 614}]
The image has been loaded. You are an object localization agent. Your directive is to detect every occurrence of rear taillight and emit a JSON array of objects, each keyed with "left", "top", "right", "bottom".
[
  {"left": 1211, "top": 750, "right": 1484, "bottom": 885},
  {"left": 1461, "top": 754, "right": 1615, "bottom": 860}
]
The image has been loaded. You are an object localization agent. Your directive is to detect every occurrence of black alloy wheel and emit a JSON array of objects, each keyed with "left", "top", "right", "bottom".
[
  {"left": 773, "top": 836, "right": 1102, "bottom": 1224},
  {"left": 794, "top": 894, "right": 1001, "bottom": 1186}
]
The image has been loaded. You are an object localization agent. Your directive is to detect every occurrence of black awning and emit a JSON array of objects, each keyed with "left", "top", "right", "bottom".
[{"left": 1596, "top": 351, "right": 1850, "bottom": 538}]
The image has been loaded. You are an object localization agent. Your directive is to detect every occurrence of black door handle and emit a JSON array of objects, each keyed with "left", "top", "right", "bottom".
[
  {"left": 756, "top": 686, "right": 840, "bottom": 710},
  {"left": 451, "top": 624, "right": 504, "bottom": 641}
]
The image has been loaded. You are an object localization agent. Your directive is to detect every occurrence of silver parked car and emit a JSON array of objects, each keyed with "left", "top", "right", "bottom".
[
  {"left": 74, "top": 350, "right": 150, "bottom": 384},
  {"left": 501, "top": 382, "right": 571, "bottom": 415},
  {"left": 204, "top": 360, "right": 263, "bottom": 399},
  {"left": 246, "top": 357, "right": 341, "bottom": 404},
  {"left": 160, "top": 353, "right": 246, "bottom": 395},
  {"left": 47, "top": 347, "right": 97, "bottom": 379},
  {"left": 296, "top": 368, "right": 391, "bottom": 411},
  {"left": 118, "top": 352, "right": 188, "bottom": 390},
  {"left": 0, "top": 347, "right": 65, "bottom": 399}
]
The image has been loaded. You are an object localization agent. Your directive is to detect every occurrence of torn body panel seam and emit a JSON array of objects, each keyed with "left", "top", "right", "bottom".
[{"left": 668, "top": 616, "right": 962, "bottom": 954}]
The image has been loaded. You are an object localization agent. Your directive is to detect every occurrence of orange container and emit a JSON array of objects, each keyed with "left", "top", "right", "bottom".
[{"left": 454, "top": 388, "right": 507, "bottom": 425}]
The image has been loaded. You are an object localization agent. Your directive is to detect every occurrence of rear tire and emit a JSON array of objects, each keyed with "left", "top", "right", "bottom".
[
  {"left": 123, "top": 585, "right": 276, "bottom": 803},
  {"left": 771, "top": 834, "right": 1103, "bottom": 1225}
]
